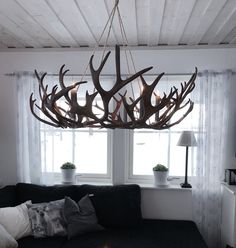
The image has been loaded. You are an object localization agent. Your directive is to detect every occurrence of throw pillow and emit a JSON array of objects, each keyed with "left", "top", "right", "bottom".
[
  {"left": 0, "top": 201, "right": 31, "bottom": 240},
  {"left": 64, "top": 195, "right": 104, "bottom": 239},
  {"left": 0, "top": 224, "right": 18, "bottom": 248},
  {"left": 27, "top": 199, "right": 67, "bottom": 238}
]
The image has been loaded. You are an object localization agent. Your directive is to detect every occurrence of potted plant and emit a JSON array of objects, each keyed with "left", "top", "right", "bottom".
[
  {"left": 60, "top": 162, "right": 76, "bottom": 184},
  {"left": 153, "top": 164, "right": 169, "bottom": 186}
]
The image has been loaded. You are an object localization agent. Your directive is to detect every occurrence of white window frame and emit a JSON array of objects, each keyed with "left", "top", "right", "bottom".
[
  {"left": 40, "top": 75, "right": 115, "bottom": 184},
  {"left": 39, "top": 74, "right": 199, "bottom": 186},
  {"left": 124, "top": 129, "right": 187, "bottom": 185},
  {"left": 41, "top": 126, "right": 113, "bottom": 184}
]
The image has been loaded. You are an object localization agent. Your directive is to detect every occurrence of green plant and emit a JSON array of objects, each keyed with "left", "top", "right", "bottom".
[
  {"left": 60, "top": 162, "right": 76, "bottom": 169},
  {"left": 153, "top": 164, "right": 168, "bottom": 172}
]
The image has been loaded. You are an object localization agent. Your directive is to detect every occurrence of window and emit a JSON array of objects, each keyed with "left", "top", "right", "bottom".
[
  {"left": 41, "top": 125, "right": 112, "bottom": 180},
  {"left": 40, "top": 76, "right": 113, "bottom": 183},
  {"left": 126, "top": 75, "right": 200, "bottom": 182},
  {"left": 38, "top": 74, "right": 199, "bottom": 185}
]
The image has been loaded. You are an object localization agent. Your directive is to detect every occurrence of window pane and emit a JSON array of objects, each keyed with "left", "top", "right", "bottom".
[
  {"left": 131, "top": 75, "right": 200, "bottom": 178},
  {"left": 38, "top": 76, "right": 112, "bottom": 181},
  {"left": 74, "top": 131, "right": 107, "bottom": 174},
  {"left": 169, "top": 132, "right": 186, "bottom": 176},
  {"left": 41, "top": 128, "right": 108, "bottom": 175},
  {"left": 133, "top": 131, "right": 169, "bottom": 175}
]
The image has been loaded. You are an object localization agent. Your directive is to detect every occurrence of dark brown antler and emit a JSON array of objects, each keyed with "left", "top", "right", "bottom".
[{"left": 30, "top": 45, "right": 197, "bottom": 129}]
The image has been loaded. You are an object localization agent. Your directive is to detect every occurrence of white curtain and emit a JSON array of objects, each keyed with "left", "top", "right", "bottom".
[
  {"left": 192, "top": 70, "right": 233, "bottom": 248},
  {"left": 16, "top": 73, "right": 42, "bottom": 184}
]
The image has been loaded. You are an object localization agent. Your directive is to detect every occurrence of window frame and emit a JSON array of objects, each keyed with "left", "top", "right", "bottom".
[
  {"left": 38, "top": 74, "right": 199, "bottom": 186},
  {"left": 40, "top": 126, "right": 113, "bottom": 184},
  {"left": 124, "top": 129, "right": 187, "bottom": 185}
]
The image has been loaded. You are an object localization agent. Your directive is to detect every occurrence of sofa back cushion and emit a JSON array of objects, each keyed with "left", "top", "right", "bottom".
[
  {"left": 74, "top": 184, "right": 142, "bottom": 228},
  {"left": 16, "top": 183, "right": 77, "bottom": 203},
  {"left": 16, "top": 183, "right": 142, "bottom": 229},
  {"left": 0, "top": 186, "right": 17, "bottom": 207}
]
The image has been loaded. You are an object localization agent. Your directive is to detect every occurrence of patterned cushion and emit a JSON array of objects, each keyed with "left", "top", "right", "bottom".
[{"left": 27, "top": 199, "right": 66, "bottom": 238}]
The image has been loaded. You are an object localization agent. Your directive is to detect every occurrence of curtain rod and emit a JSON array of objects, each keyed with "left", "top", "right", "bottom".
[{"left": 5, "top": 71, "right": 236, "bottom": 77}]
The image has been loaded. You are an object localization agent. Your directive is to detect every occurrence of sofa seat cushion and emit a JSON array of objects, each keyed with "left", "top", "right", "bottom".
[
  {"left": 62, "top": 219, "right": 207, "bottom": 248},
  {"left": 18, "top": 236, "right": 67, "bottom": 248}
]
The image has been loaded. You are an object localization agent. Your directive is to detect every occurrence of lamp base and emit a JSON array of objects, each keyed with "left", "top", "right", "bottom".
[{"left": 180, "top": 182, "right": 192, "bottom": 188}]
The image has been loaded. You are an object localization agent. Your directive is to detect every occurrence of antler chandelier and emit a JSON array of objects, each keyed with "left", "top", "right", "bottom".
[{"left": 30, "top": 0, "right": 197, "bottom": 130}]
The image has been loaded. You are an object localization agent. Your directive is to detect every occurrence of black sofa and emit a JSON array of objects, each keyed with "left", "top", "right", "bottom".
[{"left": 0, "top": 183, "right": 208, "bottom": 248}]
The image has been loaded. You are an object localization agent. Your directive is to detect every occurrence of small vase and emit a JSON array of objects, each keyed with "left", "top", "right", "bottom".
[
  {"left": 61, "top": 169, "right": 76, "bottom": 184},
  {"left": 153, "top": 171, "right": 169, "bottom": 186}
]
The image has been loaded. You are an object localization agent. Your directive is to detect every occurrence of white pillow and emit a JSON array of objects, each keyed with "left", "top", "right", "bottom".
[
  {"left": 0, "top": 223, "right": 18, "bottom": 248},
  {"left": 0, "top": 201, "right": 31, "bottom": 240}
]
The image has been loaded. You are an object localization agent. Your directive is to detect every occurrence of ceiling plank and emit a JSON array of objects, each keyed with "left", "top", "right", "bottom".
[
  {"left": 180, "top": 0, "right": 227, "bottom": 45},
  {"left": 16, "top": 0, "right": 78, "bottom": 47},
  {"left": 105, "top": 0, "right": 137, "bottom": 46},
  {"left": 208, "top": 8, "right": 236, "bottom": 44},
  {"left": 148, "top": 0, "right": 165, "bottom": 46},
  {"left": 200, "top": 0, "right": 236, "bottom": 44},
  {"left": 47, "top": 0, "right": 97, "bottom": 47},
  {"left": 222, "top": 26, "right": 236, "bottom": 44},
  {"left": 188, "top": 0, "right": 227, "bottom": 45},
  {"left": 0, "top": 0, "right": 59, "bottom": 47},
  {"left": 0, "top": 13, "right": 41, "bottom": 47},
  {"left": 159, "top": 0, "right": 179, "bottom": 44},
  {"left": 136, "top": 0, "right": 149, "bottom": 45},
  {"left": 0, "top": 25, "right": 25, "bottom": 48},
  {"left": 77, "top": 0, "right": 117, "bottom": 46},
  {"left": 167, "top": 0, "right": 196, "bottom": 45},
  {"left": 230, "top": 36, "right": 236, "bottom": 44},
  {"left": 0, "top": 42, "right": 6, "bottom": 48}
]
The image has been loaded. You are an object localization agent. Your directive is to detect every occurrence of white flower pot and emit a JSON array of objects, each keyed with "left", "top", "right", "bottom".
[
  {"left": 153, "top": 171, "right": 169, "bottom": 186},
  {"left": 61, "top": 169, "right": 76, "bottom": 184}
]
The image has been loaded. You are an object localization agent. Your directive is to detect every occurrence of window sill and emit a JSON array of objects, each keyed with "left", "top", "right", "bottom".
[
  {"left": 131, "top": 183, "right": 192, "bottom": 191},
  {"left": 57, "top": 181, "right": 192, "bottom": 191}
]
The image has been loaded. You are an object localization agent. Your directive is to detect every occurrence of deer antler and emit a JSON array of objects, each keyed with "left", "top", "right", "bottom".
[{"left": 30, "top": 45, "right": 197, "bottom": 129}]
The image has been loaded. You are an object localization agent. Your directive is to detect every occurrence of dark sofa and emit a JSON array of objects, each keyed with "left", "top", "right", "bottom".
[{"left": 0, "top": 183, "right": 208, "bottom": 248}]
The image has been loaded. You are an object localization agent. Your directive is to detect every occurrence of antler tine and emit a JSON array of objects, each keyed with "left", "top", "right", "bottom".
[
  {"left": 59, "top": 64, "right": 71, "bottom": 103},
  {"left": 29, "top": 94, "right": 60, "bottom": 128}
]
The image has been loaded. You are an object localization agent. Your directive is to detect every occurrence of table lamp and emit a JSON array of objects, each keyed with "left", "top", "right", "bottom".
[{"left": 177, "top": 131, "right": 197, "bottom": 188}]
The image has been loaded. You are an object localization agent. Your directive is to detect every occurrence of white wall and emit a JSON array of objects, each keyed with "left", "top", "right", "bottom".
[
  {"left": 0, "top": 47, "right": 236, "bottom": 220},
  {"left": 141, "top": 188, "right": 192, "bottom": 220}
]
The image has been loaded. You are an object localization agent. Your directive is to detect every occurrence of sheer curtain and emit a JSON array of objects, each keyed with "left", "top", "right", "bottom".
[
  {"left": 16, "top": 73, "right": 42, "bottom": 184},
  {"left": 192, "top": 70, "right": 232, "bottom": 248}
]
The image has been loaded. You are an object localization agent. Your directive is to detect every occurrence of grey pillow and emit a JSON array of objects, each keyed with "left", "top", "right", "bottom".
[
  {"left": 27, "top": 199, "right": 67, "bottom": 238},
  {"left": 64, "top": 195, "right": 104, "bottom": 239}
]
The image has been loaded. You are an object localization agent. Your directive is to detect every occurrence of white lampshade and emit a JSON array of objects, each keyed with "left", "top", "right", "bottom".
[{"left": 177, "top": 131, "right": 197, "bottom": 147}]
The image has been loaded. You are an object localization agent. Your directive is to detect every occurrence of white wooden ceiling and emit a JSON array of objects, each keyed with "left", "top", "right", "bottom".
[{"left": 0, "top": 0, "right": 236, "bottom": 50}]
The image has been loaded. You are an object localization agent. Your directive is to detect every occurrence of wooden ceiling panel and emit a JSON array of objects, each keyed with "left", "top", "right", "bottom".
[
  {"left": 77, "top": 0, "right": 117, "bottom": 46},
  {"left": 0, "top": 25, "right": 25, "bottom": 48},
  {"left": 0, "top": 0, "right": 59, "bottom": 47},
  {"left": 208, "top": 8, "right": 236, "bottom": 45},
  {"left": 0, "top": 0, "right": 235, "bottom": 50},
  {"left": 47, "top": 0, "right": 97, "bottom": 47},
  {"left": 0, "top": 13, "right": 41, "bottom": 47},
  {"left": 148, "top": 0, "right": 165, "bottom": 46},
  {"left": 166, "top": 0, "right": 196, "bottom": 45},
  {"left": 136, "top": 0, "right": 149, "bottom": 45},
  {"left": 222, "top": 26, "right": 236, "bottom": 44},
  {"left": 105, "top": 0, "right": 137, "bottom": 46},
  {"left": 184, "top": 0, "right": 227, "bottom": 45},
  {"left": 200, "top": 0, "right": 236, "bottom": 44},
  {"left": 16, "top": 0, "right": 78, "bottom": 47}
]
